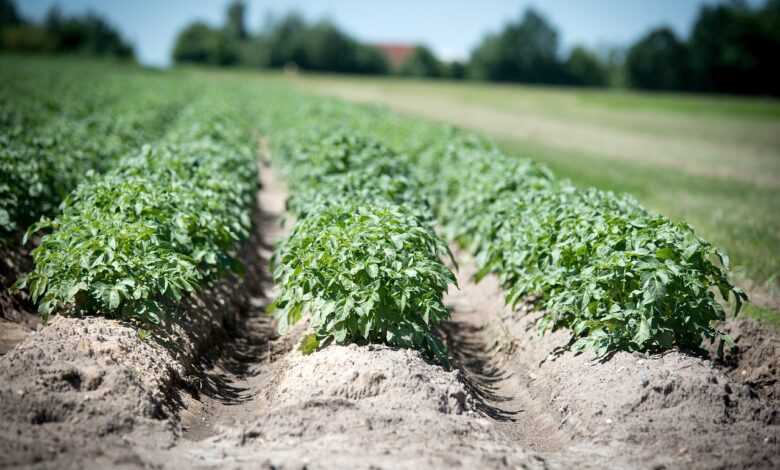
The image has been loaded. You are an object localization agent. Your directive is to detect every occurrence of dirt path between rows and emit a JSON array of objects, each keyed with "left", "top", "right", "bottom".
[
  {"left": 153, "top": 233, "right": 777, "bottom": 469},
  {"left": 440, "top": 253, "right": 568, "bottom": 454},
  {"left": 177, "top": 159, "right": 291, "bottom": 442},
  {"left": 443, "top": 248, "right": 779, "bottom": 469},
  {"left": 0, "top": 160, "right": 282, "bottom": 469}
]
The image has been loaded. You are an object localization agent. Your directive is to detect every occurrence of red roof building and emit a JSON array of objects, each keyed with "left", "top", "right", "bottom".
[{"left": 373, "top": 43, "right": 415, "bottom": 69}]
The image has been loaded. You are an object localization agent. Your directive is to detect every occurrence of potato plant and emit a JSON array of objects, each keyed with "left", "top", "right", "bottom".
[
  {"left": 476, "top": 186, "right": 746, "bottom": 355},
  {"left": 404, "top": 127, "right": 746, "bottom": 355},
  {"left": 17, "top": 95, "right": 258, "bottom": 323},
  {"left": 270, "top": 201, "right": 455, "bottom": 362},
  {"left": 267, "top": 125, "right": 456, "bottom": 361},
  {"left": 0, "top": 65, "right": 193, "bottom": 238},
  {"left": 279, "top": 129, "right": 431, "bottom": 221}
]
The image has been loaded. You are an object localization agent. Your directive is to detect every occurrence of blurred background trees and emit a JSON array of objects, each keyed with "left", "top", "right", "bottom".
[
  {"left": 1, "top": 0, "right": 778, "bottom": 95},
  {"left": 626, "top": 27, "right": 689, "bottom": 91},
  {"left": 173, "top": 2, "right": 388, "bottom": 75},
  {"left": 0, "top": 0, "right": 132, "bottom": 58},
  {"left": 398, "top": 46, "right": 444, "bottom": 78}
]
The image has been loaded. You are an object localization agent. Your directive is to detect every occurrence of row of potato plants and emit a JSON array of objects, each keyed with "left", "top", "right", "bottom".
[
  {"left": 266, "top": 125, "right": 456, "bottom": 362},
  {"left": 1, "top": 61, "right": 196, "bottom": 240},
  {"left": 270, "top": 97, "right": 746, "bottom": 356},
  {"left": 16, "top": 93, "right": 258, "bottom": 324},
  {"left": 383, "top": 116, "right": 747, "bottom": 356}
]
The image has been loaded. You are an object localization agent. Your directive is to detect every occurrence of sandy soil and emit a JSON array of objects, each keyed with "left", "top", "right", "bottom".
[
  {"left": 1, "top": 165, "right": 777, "bottom": 469},
  {"left": 0, "top": 161, "right": 279, "bottom": 469},
  {"left": 444, "top": 249, "right": 780, "bottom": 470}
]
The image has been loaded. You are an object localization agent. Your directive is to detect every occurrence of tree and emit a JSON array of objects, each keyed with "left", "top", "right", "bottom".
[
  {"left": 1, "top": 1, "right": 132, "bottom": 58},
  {"left": 44, "top": 5, "right": 62, "bottom": 33},
  {"left": 266, "top": 12, "right": 307, "bottom": 68},
  {"left": 262, "top": 13, "right": 386, "bottom": 74},
  {"left": 56, "top": 13, "right": 133, "bottom": 57},
  {"left": 170, "top": 5, "right": 387, "bottom": 74},
  {"left": 399, "top": 45, "right": 443, "bottom": 78},
  {"left": 626, "top": 27, "right": 688, "bottom": 91},
  {"left": 172, "top": 22, "right": 238, "bottom": 66},
  {"left": 469, "top": 8, "right": 566, "bottom": 84},
  {"left": 0, "top": 0, "right": 23, "bottom": 28},
  {"left": 564, "top": 46, "right": 608, "bottom": 87},
  {"left": 688, "top": 1, "right": 780, "bottom": 95},
  {"left": 225, "top": 0, "right": 247, "bottom": 40},
  {"left": 445, "top": 60, "right": 466, "bottom": 80}
]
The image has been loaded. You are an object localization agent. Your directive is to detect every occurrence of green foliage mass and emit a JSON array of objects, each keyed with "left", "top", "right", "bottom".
[
  {"left": 17, "top": 96, "right": 258, "bottom": 323},
  {"left": 0, "top": 60, "right": 193, "bottom": 238},
  {"left": 271, "top": 202, "right": 454, "bottom": 362},
  {"left": 386, "top": 119, "right": 746, "bottom": 355},
  {"left": 1, "top": 1, "right": 134, "bottom": 58},
  {"left": 280, "top": 129, "right": 430, "bottom": 221},
  {"left": 267, "top": 124, "right": 455, "bottom": 361},
  {"left": 278, "top": 95, "right": 748, "bottom": 356},
  {"left": 481, "top": 187, "right": 745, "bottom": 355}
]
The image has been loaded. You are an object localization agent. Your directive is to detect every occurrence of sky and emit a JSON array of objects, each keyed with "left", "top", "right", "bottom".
[{"left": 16, "top": 0, "right": 763, "bottom": 67}]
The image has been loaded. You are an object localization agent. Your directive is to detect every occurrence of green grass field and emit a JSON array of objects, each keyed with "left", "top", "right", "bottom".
[{"left": 287, "top": 73, "right": 780, "bottom": 323}]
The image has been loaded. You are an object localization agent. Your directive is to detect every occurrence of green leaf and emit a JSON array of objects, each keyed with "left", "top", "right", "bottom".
[{"left": 299, "top": 334, "right": 320, "bottom": 355}]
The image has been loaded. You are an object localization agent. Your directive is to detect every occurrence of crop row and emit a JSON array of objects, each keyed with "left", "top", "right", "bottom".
[
  {"left": 1, "top": 63, "right": 197, "bottom": 239},
  {"left": 17, "top": 93, "right": 258, "bottom": 324},
  {"left": 261, "top": 95, "right": 745, "bottom": 356},
  {"left": 267, "top": 128, "right": 455, "bottom": 362},
  {"left": 377, "top": 117, "right": 746, "bottom": 355}
]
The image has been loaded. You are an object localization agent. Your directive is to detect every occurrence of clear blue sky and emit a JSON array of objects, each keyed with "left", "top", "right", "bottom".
[{"left": 17, "top": 0, "right": 762, "bottom": 66}]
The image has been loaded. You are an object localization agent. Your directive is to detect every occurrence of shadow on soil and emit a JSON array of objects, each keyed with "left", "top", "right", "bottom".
[
  {"left": 438, "top": 320, "right": 520, "bottom": 422},
  {"left": 167, "top": 206, "right": 282, "bottom": 408}
]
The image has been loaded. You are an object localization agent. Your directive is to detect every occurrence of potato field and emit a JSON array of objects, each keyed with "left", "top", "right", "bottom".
[{"left": 1, "top": 57, "right": 778, "bottom": 469}]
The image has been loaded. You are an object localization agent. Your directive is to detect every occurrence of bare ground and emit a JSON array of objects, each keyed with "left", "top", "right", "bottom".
[
  {"left": 0, "top": 162, "right": 279, "bottom": 469},
  {"left": 1, "top": 165, "right": 778, "bottom": 469},
  {"left": 442, "top": 249, "right": 780, "bottom": 470}
]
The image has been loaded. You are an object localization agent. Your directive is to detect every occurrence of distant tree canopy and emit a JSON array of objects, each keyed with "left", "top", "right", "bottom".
[
  {"left": 399, "top": 46, "right": 444, "bottom": 78},
  {"left": 469, "top": 9, "right": 562, "bottom": 83},
  {"left": 626, "top": 27, "right": 689, "bottom": 91},
  {"left": 172, "top": 5, "right": 388, "bottom": 75},
  {"left": 0, "top": 0, "right": 22, "bottom": 27},
  {"left": 265, "top": 15, "right": 387, "bottom": 74},
  {"left": 172, "top": 22, "right": 239, "bottom": 65},
  {"left": 0, "top": 0, "right": 133, "bottom": 59},
  {"left": 468, "top": 9, "right": 607, "bottom": 87},
  {"left": 687, "top": 1, "right": 780, "bottom": 95},
  {"left": 225, "top": 0, "right": 247, "bottom": 41},
  {"left": 626, "top": 1, "right": 779, "bottom": 95},
  {"left": 565, "top": 46, "right": 608, "bottom": 87}
]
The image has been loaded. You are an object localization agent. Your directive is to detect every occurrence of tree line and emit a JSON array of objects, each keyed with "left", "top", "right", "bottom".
[
  {"left": 172, "top": 1, "right": 779, "bottom": 96},
  {"left": 0, "top": 0, "right": 133, "bottom": 59},
  {"left": 1, "top": 0, "right": 777, "bottom": 96},
  {"left": 626, "top": 0, "right": 780, "bottom": 95}
]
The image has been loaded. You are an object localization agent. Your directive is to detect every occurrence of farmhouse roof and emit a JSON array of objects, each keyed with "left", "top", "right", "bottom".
[{"left": 373, "top": 43, "right": 415, "bottom": 68}]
